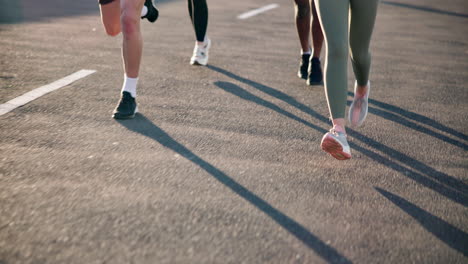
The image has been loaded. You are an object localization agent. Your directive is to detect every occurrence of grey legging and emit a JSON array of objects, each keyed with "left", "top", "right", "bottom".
[{"left": 314, "top": 0, "right": 379, "bottom": 119}]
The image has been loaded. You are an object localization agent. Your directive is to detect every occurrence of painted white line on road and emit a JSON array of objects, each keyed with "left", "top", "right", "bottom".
[
  {"left": 0, "top": 69, "right": 96, "bottom": 116},
  {"left": 237, "top": 4, "right": 279, "bottom": 20}
]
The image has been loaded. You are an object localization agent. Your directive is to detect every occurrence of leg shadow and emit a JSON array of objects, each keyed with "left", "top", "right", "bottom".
[
  {"left": 376, "top": 187, "right": 468, "bottom": 256},
  {"left": 381, "top": 1, "right": 468, "bottom": 19},
  {"left": 214, "top": 81, "right": 468, "bottom": 207},
  {"left": 350, "top": 90, "right": 468, "bottom": 142},
  {"left": 208, "top": 65, "right": 468, "bottom": 196},
  {"left": 345, "top": 98, "right": 468, "bottom": 150},
  {"left": 116, "top": 115, "right": 352, "bottom": 264}
]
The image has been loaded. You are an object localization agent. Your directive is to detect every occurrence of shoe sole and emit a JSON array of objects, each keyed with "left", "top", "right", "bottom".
[
  {"left": 112, "top": 107, "right": 138, "bottom": 119},
  {"left": 321, "top": 136, "right": 351, "bottom": 160},
  {"left": 113, "top": 113, "right": 136, "bottom": 119},
  {"left": 307, "top": 80, "right": 324, "bottom": 86},
  {"left": 190, "top": 60, "right": 206, "bottom": 66}
]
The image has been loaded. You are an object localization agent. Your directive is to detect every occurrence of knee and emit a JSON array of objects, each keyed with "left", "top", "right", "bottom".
[
  {"left": 120, "top": 10, "right": 139, "bottom": 36},
  {"left": 327, "top": 42, "right": 348, "bottom": 61},
  {"left": 350, "top": 49, "right": 371, "bottom": 65},
  {"left": 105, "top": 25, "right": 120, "bottom": 37}
]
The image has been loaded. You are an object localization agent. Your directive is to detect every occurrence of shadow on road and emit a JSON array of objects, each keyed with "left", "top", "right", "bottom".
[
  {"left": 208, "top": 65, "right": 468, "bottom": 208},
  {"left": 345, "top": 98, "right": 468, "bottom": 151},
  {"left": 376, "top": 187, "right": 468, "bottom": 256},
  {"left": 116, "top": 114, "right": 352, "bottom": 264},
  {"left": 0, "top": 0, "right": 97, "bottom": 24},
  {"left": 0, "top": 0, "right": 177, "bottom": 24},
  {"left": 348, "top": 92, "right": 468, "bottom": 149},
  {"left": 382, "top": 1, "right": 468, "bottom": 18}
]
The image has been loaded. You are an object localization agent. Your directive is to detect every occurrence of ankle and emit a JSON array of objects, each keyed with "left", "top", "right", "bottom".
[
  {"left": 333, "top": 125, "right": 346, "bottom": 134},
  {"left": 356, "top": 86, "right": 367, "bottom": 97},
  {"left": 197, "top": 38, "right": 209, "bottom": 47},
  {"left": 355, "top": 81, "right": 369, "bottom": 97},
  {"left": 332, "top": 118, "right": 346, "bottom": 133}
]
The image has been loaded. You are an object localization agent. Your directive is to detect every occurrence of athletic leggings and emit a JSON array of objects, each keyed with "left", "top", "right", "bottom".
[
  {"left": 188, "top": 0, "right": 209, "bottom": 42},
  {"left": 314, "top": 0, "right": 378, "bottom": 119}
]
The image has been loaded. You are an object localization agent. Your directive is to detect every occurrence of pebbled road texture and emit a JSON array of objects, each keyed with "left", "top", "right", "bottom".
[{"left": 1, "top": 0, "right": 467, "bottom": 263}]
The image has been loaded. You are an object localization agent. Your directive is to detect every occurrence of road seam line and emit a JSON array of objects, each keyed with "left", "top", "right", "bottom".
[
  {"left": 237, "top": 4, "right": 279, "bottom": 20},
  {"left": 0, "top": 69, "right": 96, "bottom": 116}
]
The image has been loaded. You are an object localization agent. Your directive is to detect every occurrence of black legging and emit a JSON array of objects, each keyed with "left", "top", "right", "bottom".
[{"left": 188, "top": 0, "right": 208, "bottom": 42}]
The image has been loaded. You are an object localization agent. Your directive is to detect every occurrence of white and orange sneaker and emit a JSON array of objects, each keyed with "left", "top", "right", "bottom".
[{"left": 320, "top": 129, "right": 351, "bottom": 160}]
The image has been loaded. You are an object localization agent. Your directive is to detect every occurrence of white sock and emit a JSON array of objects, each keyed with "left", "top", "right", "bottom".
[
  {"left": 141, "top": 6, "right": 148, "bottom": 17},
  {"left": 301, "top": 49, "right": 311, "bottom": 55},
  {"left": 122, "top": 75, "right": 138, "bottom": 98}
]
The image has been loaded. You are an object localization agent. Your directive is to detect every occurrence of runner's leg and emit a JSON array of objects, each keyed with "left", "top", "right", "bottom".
[
  {"left": 306, "top": 0, "right": 324, "bottom": 85},
  {"left": 111, "top": 0, "right": 145, "bottom": 119},
  {"left": 314, "top": 0, "right": 349, "bottom": 122},
  {"left": 347, "top": 0, "right": 379, "bottom": 126},
  {"left": 99, "top": 0, "right": 121, "bottom": 36},
  {"left": 315, "top": 0, "right": 352, "bottom": 159},
  {"left": 121, "top": 0, "right": 145, "bottom": 78},
  {"left": 349, "top": 0, "right": 379, "bottom": 87},
  {"left": 188, "top": 0, "right": 208, "bottom": 43},
  {"left": 188, "top": 0, "right": 211, "bottom": 65},
  {"left": 311, "top": 0, "right": 323, "bottom": 58},
  {"left": 294, "top": 0, "right": 311, "bottom": 53},
  {"left": 294, "top": 0, "right": 312, "bottom": 79}
]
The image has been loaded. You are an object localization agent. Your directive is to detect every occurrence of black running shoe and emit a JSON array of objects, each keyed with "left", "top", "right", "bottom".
[
  {"left": 307, "top": 57, "right": 324, "bottom": 86},
  {"left": 297, "top": 54, "right": 310, "bottom": 80},
  {"left": 141, "top": 0, "right": 159, "bottom": 23},
  {"left": 113, "top": 91, "right": 137, "bottom": 119}
]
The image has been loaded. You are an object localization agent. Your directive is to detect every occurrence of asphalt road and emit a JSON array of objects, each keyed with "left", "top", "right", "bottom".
[{"left": 1, "top": 0, "right": 467, "bottom": 263}]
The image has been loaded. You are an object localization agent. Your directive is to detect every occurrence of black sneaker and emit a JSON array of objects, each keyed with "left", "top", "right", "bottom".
[
  {"left": 307, "top": 57, "right": 324, "bottom": 86},
  {"left": 297, "top": 54, "right": 310, "bottom": 80},
  {"left": 113, "top": 91, "right": 138, "bottom": 119},
  {"left": 141, "top": 0, "right": 159, "bottom": 23}
]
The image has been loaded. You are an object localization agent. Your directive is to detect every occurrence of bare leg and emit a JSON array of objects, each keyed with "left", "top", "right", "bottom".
[
  {"left": 99, "top": 0, "right": 121, "bottom": 36},
  {"left": 99, "top": 0, "right": 144, "bottom": 118},
  {"left": 311, "top": 0, "right": 323, "bottom": 58},
  {"left": 120, "top": 0, "right": 145, "bottom": 78},
  {"left": 294, "top": 0, "right": 311, "bottom": 53}
]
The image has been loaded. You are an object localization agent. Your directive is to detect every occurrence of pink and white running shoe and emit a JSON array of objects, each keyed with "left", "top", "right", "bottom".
[
  {"left": 348, "top": 81, "right": 370, "bottom": 127},
  {"left": 320, "top": 129, "right": 351, "bottom": 160}
]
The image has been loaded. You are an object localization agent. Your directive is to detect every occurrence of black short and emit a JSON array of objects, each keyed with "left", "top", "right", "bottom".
[{"left": 99, "top": 0, "right": 116, "bottom": 5}]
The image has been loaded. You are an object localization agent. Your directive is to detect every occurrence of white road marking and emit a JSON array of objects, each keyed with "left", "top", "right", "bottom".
[
  {"left": 237, "top": 4, "right": 279, "bottom": 20},
  {"left": 0, "top": 69, "right": 96, "bottom": 116}
]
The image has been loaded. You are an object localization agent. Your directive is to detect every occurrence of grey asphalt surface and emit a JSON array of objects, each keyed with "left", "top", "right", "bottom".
[{"left": 1, "top": 0, "right": 467, "bottom": 263}]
